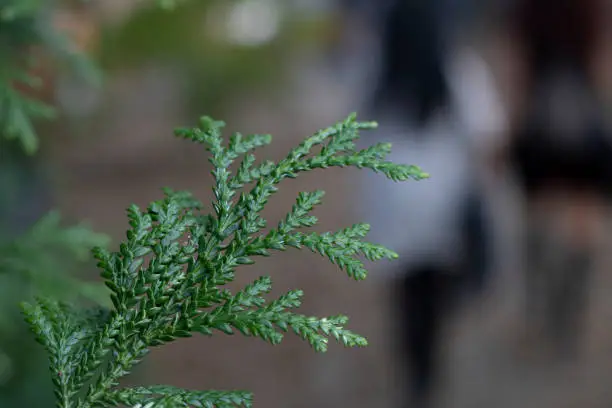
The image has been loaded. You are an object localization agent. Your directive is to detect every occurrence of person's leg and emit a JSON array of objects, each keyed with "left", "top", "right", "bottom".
[
  {"left": 403, "top": 270, "right": 434, "bottom": 405},
  {"left": 524, "top": 188, "right": 601, "bottom": 354},
  {"left": 461, "top": 191, "right": 492, "bottom": 296},
  {"left": 523, "top": 194, "right": 553, "bottom": 337},
  {"left": 547, "top": 190, "right": 602, "bottom": 354},
  {"left": 548, "top": 245, "right": 591, "bottom": 355},
  {"left": 398, "top": 265, "right": 452, "bottom": 408}
]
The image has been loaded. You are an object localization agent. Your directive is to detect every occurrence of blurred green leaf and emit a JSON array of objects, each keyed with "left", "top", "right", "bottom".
[
  {"left": 0, "top": 211, "right": 111, "bottom": 305},
  {"left": 0, "top": 0, "right": 101, "bottom": 154}
]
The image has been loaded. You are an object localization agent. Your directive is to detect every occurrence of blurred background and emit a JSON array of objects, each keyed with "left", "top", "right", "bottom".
[{"left": 4, "top": 0, "right": 612, "bottom": 407}]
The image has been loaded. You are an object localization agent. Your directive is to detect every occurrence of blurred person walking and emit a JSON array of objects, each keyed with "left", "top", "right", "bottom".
[
  {"left": 500, "top": 0, "right": 612, "bottom": 356},
  {"left": 346, "top": 0, "right": 507, "bottom": 406}
]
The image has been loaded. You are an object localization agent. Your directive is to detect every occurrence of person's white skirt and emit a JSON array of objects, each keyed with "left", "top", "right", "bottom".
[{"left": 355, "top": 116, "right": 473, "bottom": 278}]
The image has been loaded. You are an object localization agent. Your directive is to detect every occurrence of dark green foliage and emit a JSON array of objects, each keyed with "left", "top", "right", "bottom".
[
  {"left": 0, "top": 211, "right": 111, "bottom": 304},
  {"left": 0, "top": 199, "right": 111, "bottom": 405},
  {"left": 22, "top": 114, "right": 427, "bottom": 407},
  {"left": 0, "top": 0, "right": 101, "bottom": 154}
]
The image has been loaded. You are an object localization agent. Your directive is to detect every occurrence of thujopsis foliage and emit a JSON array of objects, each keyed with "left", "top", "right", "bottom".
[{"left": 22, "top": 113, "right": 428, "bottom": 407}]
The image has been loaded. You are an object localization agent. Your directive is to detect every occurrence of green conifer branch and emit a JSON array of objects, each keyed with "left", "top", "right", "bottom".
[
  {"left": 22, "top": 113, "right": 428, "bottom": 407},
  {"left": 104, "top": 386, "right": 252, "bottom": 408}
]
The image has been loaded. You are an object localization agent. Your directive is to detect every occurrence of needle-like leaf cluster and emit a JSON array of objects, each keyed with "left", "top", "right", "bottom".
[{"left": 22, "top": 113, "right": 428, "bottom": 407}]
